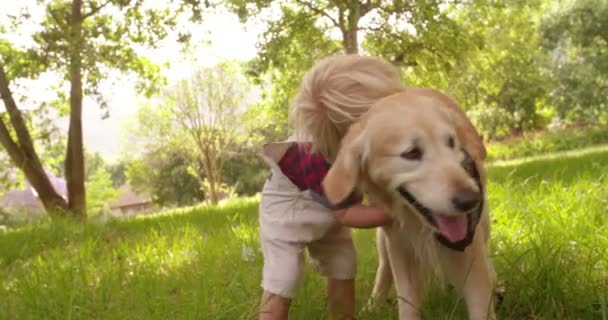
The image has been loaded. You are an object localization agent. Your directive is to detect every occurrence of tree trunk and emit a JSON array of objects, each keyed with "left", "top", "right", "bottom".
[
  {"left": 208, "top": 175, "right": 219, "bottom": 205},
  {"left": 0, "top": 66, "right": 69, "bottom": 216},
  {"left": 340, "top": 3, "right": 362, "bottom": 54},
  {"left": 65, "top": 0, "right": 86, "bottom": 218},
  {"left": 343, "top": 28, "right": 359, "bottom": 54},
  {"left": 200, "top": 151, "right": 219, "bottom": 205}
]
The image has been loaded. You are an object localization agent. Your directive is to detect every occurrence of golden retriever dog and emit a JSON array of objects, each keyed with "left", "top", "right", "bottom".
[{"left": 322, "top": 88, "right": 496, "bottom": 320}]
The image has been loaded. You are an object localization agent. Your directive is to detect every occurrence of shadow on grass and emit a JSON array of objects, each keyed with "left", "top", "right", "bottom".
[{"left": 488, "top": 147, "right": 608, "bottom": 185}]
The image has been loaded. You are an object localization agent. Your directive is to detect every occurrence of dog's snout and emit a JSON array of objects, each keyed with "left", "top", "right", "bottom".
[{"left": 452, "top": 189, "right": 481, "bottom": 212}]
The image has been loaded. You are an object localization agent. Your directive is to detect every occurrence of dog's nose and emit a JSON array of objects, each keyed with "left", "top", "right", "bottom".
[{"left": 452, "top": 189, "right": 481, "bottom": 212}]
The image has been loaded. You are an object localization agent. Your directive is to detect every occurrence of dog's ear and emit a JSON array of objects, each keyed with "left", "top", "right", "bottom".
[
  {"left": 447, "top": 106, "right": 486, "bottom": 162},
  {"left": 322, "top": 123, "right": 365, "bottom": 205}
]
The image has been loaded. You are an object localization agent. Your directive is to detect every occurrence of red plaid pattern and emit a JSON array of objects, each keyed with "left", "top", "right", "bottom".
[
  {"left": 277, "top": 142, "right": 362, "bottom": 209},
  {"left": 277, "top": 142, "right": 329, "bottom": 195}
]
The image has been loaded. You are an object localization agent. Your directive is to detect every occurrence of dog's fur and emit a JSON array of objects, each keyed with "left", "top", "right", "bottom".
[{"left": 322, "top": 88, "right": 496, "bottom": 320}]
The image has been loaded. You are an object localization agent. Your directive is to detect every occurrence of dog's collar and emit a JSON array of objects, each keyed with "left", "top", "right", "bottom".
[{"left": 399, "top": 150, "right": 484, "bottom": 252}]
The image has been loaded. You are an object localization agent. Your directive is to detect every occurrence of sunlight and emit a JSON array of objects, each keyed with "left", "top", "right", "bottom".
[{"left": 0, "top": 2, "right": 263, "bottom": 161}]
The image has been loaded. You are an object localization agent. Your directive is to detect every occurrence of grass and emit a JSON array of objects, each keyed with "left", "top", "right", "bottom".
[
  {"left": 1, "top": 147, "right": 607, "bottom": 319},
  {"left": 486, "top": 126, "right": 608, "bottom": 161}
]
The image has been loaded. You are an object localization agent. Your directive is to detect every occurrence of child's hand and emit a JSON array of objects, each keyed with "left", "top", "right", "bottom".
[{"left": 333, "top": 204, "right": 393, "bottom": 228}]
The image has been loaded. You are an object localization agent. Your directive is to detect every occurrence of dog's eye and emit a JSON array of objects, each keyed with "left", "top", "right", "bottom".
[
  {"left": 447, "top": 135, "right": 455, "bottom": 149},
  {"left": 401, "top": 147, "right": 423, "bottom": 161}
]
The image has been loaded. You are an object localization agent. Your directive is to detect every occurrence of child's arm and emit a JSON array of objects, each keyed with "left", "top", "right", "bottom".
[{"left": 333, "top": 204, "right": 392, "bottom": 228}]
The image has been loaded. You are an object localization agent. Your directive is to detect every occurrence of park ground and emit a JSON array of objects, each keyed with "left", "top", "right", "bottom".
[{"left": 1, "top": 134, "right": 607, "bottom": 319}]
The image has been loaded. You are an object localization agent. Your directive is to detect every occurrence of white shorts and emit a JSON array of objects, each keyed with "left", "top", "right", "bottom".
[
  {"left": 259, "top": 166, "right": 357, "bottom": 298},
  {"left": 260, "top": 226, "right": 356, "bottom": 298}
]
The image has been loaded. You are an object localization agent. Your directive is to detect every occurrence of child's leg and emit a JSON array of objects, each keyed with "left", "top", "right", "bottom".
[
  {"left": 308, "top": 226, "right": 357, "bottom": 319},
  {"left": 259, "top": 291, "right": 290, "bottom": 320},
  {"left": 327, "top": 278, "right": 355, "bottom": 319},
  {"left": 259, "top": 237, "right": 305, "bottom": 320}
]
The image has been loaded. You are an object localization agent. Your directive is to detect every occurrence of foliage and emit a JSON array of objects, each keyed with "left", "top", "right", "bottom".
[
  {"left": 106, "top": 161, "right": 127, "bottom": 188},
  {"left": 5, "top": 0, "right": 175, "bottom": 100},
  {"left": 0, "top": 0, "right": 194, "bottom": 218},
  {"left": 84, "top": 151, "right": 106, "bottom": 181},
  {"left": 0, "top": 153, "right": 20, "bottom": 194},
  {"left": 487, "top": 126, "right": 608, "bottom": 161},
  {"left": 1, "top": 149, "right": 607, "bottom": 318},
  {"left": 222, "top": 146, "right": 267, "bottom": 196},
  {"left": 161, "top": 62, "right": 249, "bottom": 204},
  {"left": 122, "top": 104, "right": 203, "bottom": 207},
  {"left": 363, "top": 1, "right": 473, "bottom": 88},
  {"left": 125, "top": 148, "right": 204, "bottom": 207},
  {"left": 443, "top": 0, "right": 551, "bottom": 139},
  {"left": 240, "top": 5, "right": 342, "bottom": 137},
  {"left": 541, "top": 0, "right": 608, "bottom": 125},
  {"left": 228, "top": 0, "right": 466, "bottom": 136},
  {"left": 85, "top": 167, "right": 118, "bottom": 216},
  {"left": 227, "top": 0, "right": 565, "bottom": 140}
]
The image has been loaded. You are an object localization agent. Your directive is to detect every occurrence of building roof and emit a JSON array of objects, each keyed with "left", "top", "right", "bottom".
[
  {"left": 0, "top": 189, "right": 43, "bottom": 209},
  {"left": 0, "top": 171, "right": 67, "bottom": 209},
  {"left": 110, "top": 185, "right": 151, "bottom": 209}
]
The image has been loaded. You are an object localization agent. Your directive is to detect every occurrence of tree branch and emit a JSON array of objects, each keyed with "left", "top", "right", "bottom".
[
  {"left": 294, "top": 0, "right": 340, "bottom": 28},
  {"left": 0, "top": 65, "right": 38, "bottom": 158},
  {"left": 359, "top": 0, "right": 373, "bottom": 17},
  {"left": 0, "top": 67, "right": 21, "bottom": 161},
  {"left": 83, "top": 0, "right": 112, "bottom": 20},
  {"left": 0, "top": 64, "right": 68, "bottom": 214},
  {"left": 0, "top": 116, "right": 25, "bottom": 170},
  {"left": 338, "top": 6, "right": 346, "bottom": 31}
]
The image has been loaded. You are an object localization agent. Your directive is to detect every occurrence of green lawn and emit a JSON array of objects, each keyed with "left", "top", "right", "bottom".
[{"left": 1, "top": 147, "right": 607, "bottom": 319}]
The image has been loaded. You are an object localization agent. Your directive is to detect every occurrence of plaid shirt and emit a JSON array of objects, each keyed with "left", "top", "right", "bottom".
[{"left": 277, "top": 142, "right": 362, "bottom": 209}]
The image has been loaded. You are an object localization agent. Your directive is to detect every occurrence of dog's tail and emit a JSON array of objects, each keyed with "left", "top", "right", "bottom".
[{"left": 291, "top": 54, "right": 402, "bottom": 161}]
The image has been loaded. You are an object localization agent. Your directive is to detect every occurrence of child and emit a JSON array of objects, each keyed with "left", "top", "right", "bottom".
[{"left": 258, "top": 55, "right": 402, "bottom": 320}]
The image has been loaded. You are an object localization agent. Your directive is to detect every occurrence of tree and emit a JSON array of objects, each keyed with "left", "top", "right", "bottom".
[
  {"left": 163, "top": 62, "right": 248, "bottom": 204},
  {"left": 0, "top": 66, "right": 68, "bottom": 215},
  {"left": 125, "top": 147, "right": 203, "bottom": 207},
  {"left": 227, "top": 0, "right": 468, "bottom": 133},
  {"left": 0, "top": 0, "right": 191, "bottom": 218},
  {"left": 441, "top": 0, "right": 551, "bottom": 139},
  {"left": 106, "top": 161, "right": 127, "bottom": 188},
  {"left": 366, "top": 0, "right": 552, "bottom": 139},
  {"left": 542, "top": 0, "right": 608, "bottom": 124},
  {"left": 121, "top": 102, "right": 203, "bottom": 206},
  {"left": 229, "top": 0, "right": 377, "bottom": 55}
]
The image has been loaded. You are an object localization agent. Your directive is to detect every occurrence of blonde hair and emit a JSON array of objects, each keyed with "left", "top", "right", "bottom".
[{"left": 290, "top": 54, "right": 403, "bottom": 161}]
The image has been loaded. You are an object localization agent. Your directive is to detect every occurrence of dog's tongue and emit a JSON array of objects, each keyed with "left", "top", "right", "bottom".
[{"left": 434, "top": 214, "right": 468, "bottom": 242}]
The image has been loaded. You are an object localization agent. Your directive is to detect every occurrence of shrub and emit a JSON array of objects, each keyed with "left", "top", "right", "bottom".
[{"left": 486, "top": 126, "right": 608, "bottom": 161}]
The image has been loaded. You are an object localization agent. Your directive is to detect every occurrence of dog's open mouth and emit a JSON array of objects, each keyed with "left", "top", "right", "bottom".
[
  {"left": 394, "top": 149, "right": 483, "bottom": 251},
  {"left": 397, "top": 187, "right": 476, "bottom": 246},
  {"left": 433, "top": 214, "right": 470, "bottom": 243}
]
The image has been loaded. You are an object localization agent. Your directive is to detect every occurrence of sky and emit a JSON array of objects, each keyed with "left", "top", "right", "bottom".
[{"left": 0, "top": 2, "right": 264, "bottom": 162}]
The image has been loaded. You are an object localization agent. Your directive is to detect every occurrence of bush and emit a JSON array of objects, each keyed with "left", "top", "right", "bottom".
[
  {"left": 468, "top": 103, "right": 515, "bottom": 140},
  {"left": 486, "top": 126, "right": 608, "bottom": 161}
]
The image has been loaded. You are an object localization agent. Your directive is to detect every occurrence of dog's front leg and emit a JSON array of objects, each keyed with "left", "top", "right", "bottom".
[
  {"left": 439, "top": 236, "right": 496, "bottom": 320},
  {"left": 370, "top": 229, "right": 393, "bottom": 305},
  {"left": 385, "top": 228, "right": 422, "bottom": 320}
]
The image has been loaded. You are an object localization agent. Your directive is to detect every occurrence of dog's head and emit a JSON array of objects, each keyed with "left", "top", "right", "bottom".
[{"left": 322, "top": 88, "right": 486, "bottom": 244}]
